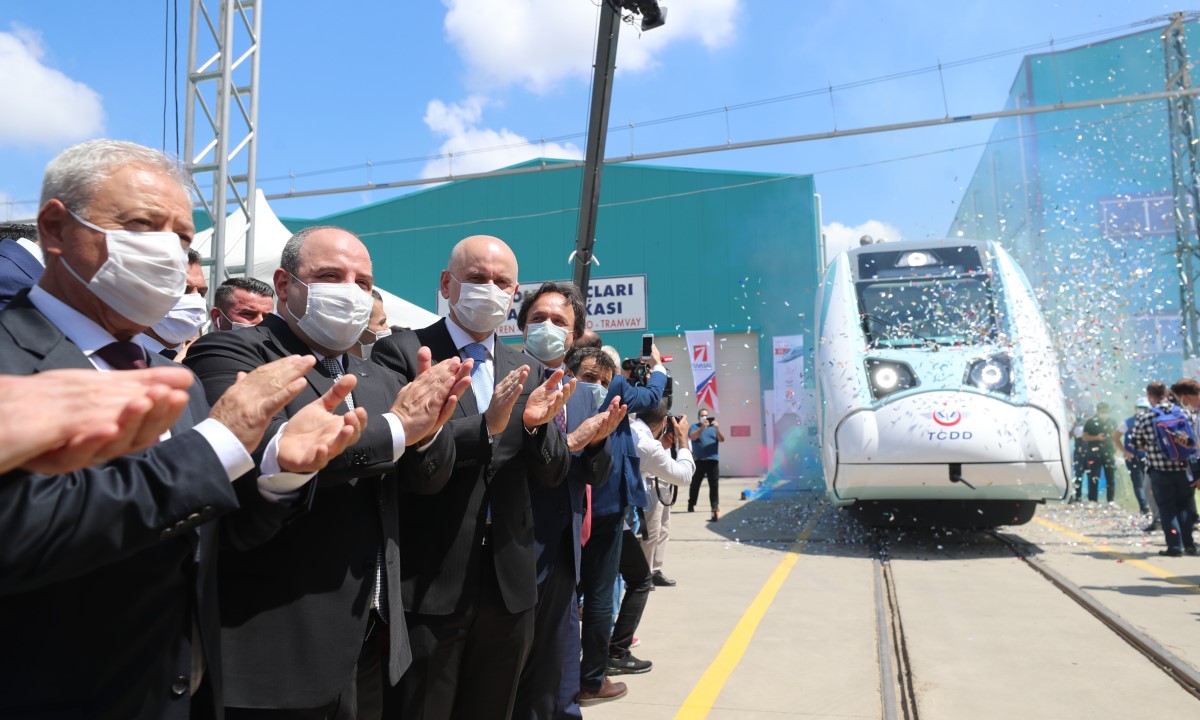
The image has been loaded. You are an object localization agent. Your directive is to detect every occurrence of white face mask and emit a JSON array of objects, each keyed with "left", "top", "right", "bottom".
[
  {"left": 450, "top": 275, "right": 513, "bottom": 334},
  {"left": 63, "top": 210, "right": 188, "bottom": 327},
  {"left": 151, "top": 292, "right": 208, "bottom": 345},
  {"left": 285, "top": 274, "right": 373, "bottom": 352},
  {"left": 216, "top": 307, "right": 256, "bottom": 331},
  {"left": 524, "top": 320, "right": 569, "bottom": 363}
]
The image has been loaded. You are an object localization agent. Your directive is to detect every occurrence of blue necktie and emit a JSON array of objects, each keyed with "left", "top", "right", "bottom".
[{"left": 463, "top": 342, "right": 491, "bottom": 411}]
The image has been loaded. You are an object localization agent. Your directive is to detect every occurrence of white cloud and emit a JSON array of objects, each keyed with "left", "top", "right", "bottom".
[
  {"left": 0, "top": 24, "right": 104, "bottom": 146},
  {"left": 822, "top": 220, "right": 903, "bottom": 262},
  {"left": 442, "top": 0, "right": 739, "bottom": 94},
  {"left": 420, "top": 97, "right": 583, "bottom": 178}
]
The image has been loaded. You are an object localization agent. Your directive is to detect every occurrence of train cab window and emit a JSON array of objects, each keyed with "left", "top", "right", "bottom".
[{"left": 856, "top": 245, "right": 998, "bottom": 348}]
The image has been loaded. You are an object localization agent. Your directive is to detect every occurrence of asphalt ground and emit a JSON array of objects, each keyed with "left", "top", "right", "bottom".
[{"left": 582, "top": 477, "right": 1200, "bottom": 719}]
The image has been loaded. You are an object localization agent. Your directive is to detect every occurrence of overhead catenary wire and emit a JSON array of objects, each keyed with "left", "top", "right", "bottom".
[
  {"left": 240, "top": 13, "right": 1195, "bottom": 189},
  {"left": 346, "top": 105, "right": 1159, "bottom": 239}
]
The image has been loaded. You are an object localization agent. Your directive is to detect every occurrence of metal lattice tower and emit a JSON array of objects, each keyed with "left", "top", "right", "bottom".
[
  {"left": 184, "top": 0, "right": 262, "bottom": 288},
  {"left": 1164, "top": 12, "right": 1200, "bottom": 359}
]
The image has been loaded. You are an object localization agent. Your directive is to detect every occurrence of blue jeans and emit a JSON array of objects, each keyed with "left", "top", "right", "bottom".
[
  {"left": 1125, "top": 458, "right": 1149, "bottom": 513},
  {"left": 1148, "top": 469, "right": 1194, "bottom": 552},
  {"left": 579, "top": 512, "right": 623, "bottom": 690}
]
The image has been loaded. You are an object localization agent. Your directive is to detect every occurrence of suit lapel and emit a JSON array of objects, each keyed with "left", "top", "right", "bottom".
[
  {"left": 0, "top": 293, "right": 93, "bottom": 372},
  {"left": 261, "top": 314, "right": 337, "bottom": 402},
  {"left": 419, "top": 319, "right": 480, "bottom": 418}
]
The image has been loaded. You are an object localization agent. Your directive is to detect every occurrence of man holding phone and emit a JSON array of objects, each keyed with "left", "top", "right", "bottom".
[{"left": 688, "top": 408, "right": 725, "bottom": 521}]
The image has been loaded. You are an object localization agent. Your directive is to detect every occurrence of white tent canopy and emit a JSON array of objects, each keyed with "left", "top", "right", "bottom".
[{"left": 192, "top": 190, "right": 440, "bottom": 330}]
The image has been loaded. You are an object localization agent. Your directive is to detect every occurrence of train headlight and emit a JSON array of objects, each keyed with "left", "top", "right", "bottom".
[
  {"left": 865, "top": 359, "right": 918, "bottom": 399},
  {"left": 965, "top": 355, "right": 1013, "bottom": 395}
]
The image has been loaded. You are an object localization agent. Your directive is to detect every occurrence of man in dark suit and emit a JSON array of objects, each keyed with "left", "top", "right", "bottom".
[
  {"left": 185, "top": 226, "right": 470, "bottom": 720},
  {"left": 578, "top": 344, "right": 667, "bottom": 706},
  {"left": 371, "top": 234, "right": 573, "bottom": 720},
  {"left": 0, "top": 222, "right": 43, "bottom": 310},
  {"left": 0, "top": 139, "right": 364, "bottom": 719},
  {"left": 510, "top": 284, "right": 624, "bottom": 720}
]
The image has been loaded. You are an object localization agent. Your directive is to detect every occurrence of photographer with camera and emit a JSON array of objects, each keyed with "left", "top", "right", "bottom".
[
  {"left": 688, "top": 408, "right": 725, "bottom": 521},
  {"left": 636, "top": 401, "right": 696, "bottom": 593}
]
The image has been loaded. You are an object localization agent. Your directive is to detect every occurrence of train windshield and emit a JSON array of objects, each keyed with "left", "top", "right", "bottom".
[{"left": 855, "top": 246, "right": 997, "bottom": 348}]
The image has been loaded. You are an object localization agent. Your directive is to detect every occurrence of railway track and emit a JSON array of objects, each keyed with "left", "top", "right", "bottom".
[{"left": 871, "top": 526, "right": 1200, "bottom": 720}]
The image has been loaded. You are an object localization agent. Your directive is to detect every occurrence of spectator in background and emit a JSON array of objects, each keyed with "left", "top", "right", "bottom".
[
  {"left": 575, "top": 328, "right": 602, "bottom": 349},
  {"left": 578, "top": 343, "right": 667, "bottom": 707},
  {"left": 1130, "top": 381, "right": 1197, "bottom": 556},
  {"left": 1070, "top": 413, "right": 1088, "bottom": 502},
  {"left": 137, "top": 249, "right": 209, "bottom": 360},
  {"left": 1115, "top": 399, "right": 1153, "bottom": 516},
  {"left": 622, "top": 400, "right": 695, "bottom": 671},
  {"left": 211, "top": 276, "right": 274, "bottom": 330},
  {"left": 688, "top": 407, "right": 725, "bottom": 521},
  {"left": 1080, "top": 402, "right": 1117, "bottom": 503},
  {"left": 351, "top": 288, "right": 390, "bottom": 359},
  {"left": 0, "top": 222, "right": 42, "bottom": 310},
  {"left": 1170, "top": 378, "right": 1200, "bottom": 553}
]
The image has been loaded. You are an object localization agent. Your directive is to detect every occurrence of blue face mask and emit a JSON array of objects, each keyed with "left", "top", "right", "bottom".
[
  {"left": 577, "top": 381, "right": 608, "bottom": 412},
  {"left": 524, "top": 320, "right": 569, "bottom": 363}
]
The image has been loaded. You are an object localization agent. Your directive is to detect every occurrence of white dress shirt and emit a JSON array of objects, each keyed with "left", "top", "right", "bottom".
[
  {"left": 28, "top": 286, "right": 253, "bottom": 475},
  {"left": 631, "top": 417, "right": 696, "bottom": 488}
]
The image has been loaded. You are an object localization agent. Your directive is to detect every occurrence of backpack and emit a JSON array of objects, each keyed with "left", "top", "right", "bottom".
[{"left": 1151, "top": 406, "right": 1198, "bottom": 462}]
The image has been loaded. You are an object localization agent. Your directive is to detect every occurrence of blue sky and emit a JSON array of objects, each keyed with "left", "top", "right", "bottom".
[{"left": 0, "top": 0, "right": 1181, "bottom": 256}]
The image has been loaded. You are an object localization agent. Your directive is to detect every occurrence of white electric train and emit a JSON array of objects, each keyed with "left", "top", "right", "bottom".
[{"left": 815, "top": 238, "right": 1070, "bottom": 526}]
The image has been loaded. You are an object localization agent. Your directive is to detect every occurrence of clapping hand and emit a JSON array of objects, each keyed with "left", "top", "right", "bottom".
[
  {"left": 276, "top": 374, "right": 368, "bottom": 473},
  {"left": 391, "top": 348, "right": 473, "bottom": 444},
  {"left": 522, "top": 369, "right": 574, "bottom": 430},
  {"left": 209, "top": 355, "right": 314, "bottom": 454},
  {"left": 484, "top": 366, "right": 531, "bottom": 436},
  {"left": 7, "top": 367, "right": 195, "bottom": 474},
  {"left": 565, "top": 396, "right": 627, "bottom": 452}
]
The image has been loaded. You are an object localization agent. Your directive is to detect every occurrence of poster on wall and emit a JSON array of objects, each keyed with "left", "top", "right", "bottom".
[
  {"left": 685, "top": 329, "right": 719, "bottom": 413},
  {"left": 437, "top": 274, "right": 647, "bottom": 337},
  {"left": 772, "top": 334, "right": 805, "bottom": 421}
]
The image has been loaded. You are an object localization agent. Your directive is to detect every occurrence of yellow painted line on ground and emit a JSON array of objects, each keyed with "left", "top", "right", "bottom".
[
  {"left": 673, "top": 510, "right": 822, "bottom": 720},
  {"left": 1033, "top": 517, "right": 1200, "bottom": 593}
]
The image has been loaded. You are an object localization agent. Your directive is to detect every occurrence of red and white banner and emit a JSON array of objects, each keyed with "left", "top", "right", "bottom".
[{"left": 685, "top": 330, "right": 719, "bottom": 413}]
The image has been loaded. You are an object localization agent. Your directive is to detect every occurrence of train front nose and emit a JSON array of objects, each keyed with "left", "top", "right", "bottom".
[
  {"left": 837, "top": 391, "right": 1060, "bottom": 464},
  {"left": 831, "top": 391, "right": 1069, "bottom": 502}
]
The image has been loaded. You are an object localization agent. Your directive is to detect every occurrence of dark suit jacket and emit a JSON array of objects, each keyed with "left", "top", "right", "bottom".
[
  {"left": 183, "top": 313, "right": 454, "bottom": 708},
  {"left": 0, "top": 238, "right": 42, "bottom": 311},
  {"left": 0, "top": 290, "right": 239, "bottom": 720},
  {"left": 531, "top": 390, "right": 612, "bottom": 585},
  {"left": 370, "top": 318, "right": 569, "bottom": 616},
  {"left": 590, "top": 371, "right": 667, "bottom": 517}
]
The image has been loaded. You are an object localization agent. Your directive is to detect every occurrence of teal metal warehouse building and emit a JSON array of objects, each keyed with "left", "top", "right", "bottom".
[
  {"left": 948, "top": 18, "right": 1200, "bottom": 410},
  {"left": 282, "top": 160, "right": 823, "bottom": 477}
]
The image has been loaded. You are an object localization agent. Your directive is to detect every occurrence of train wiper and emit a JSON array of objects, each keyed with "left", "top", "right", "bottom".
[{"left": 861, "top": 313, "right": 940, "bottom": 351}]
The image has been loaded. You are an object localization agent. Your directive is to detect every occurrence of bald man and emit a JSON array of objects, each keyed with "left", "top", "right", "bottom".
[
  {"left": 371, "top": 235, "right": 572, "bottom": 720},
  {"left": 185, "top": 226, "right": 470, "bottom": 719}
]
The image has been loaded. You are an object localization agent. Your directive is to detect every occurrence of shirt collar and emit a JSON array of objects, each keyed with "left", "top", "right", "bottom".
[
  {"left": 446, "top": 316, "right": 494, "bottom": 358},
  {"left": 27, "top": 285, "right": 118, "bottom": 360},
  {"left": 134, "top": 333, "right": 167, "bottom": 354}
]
